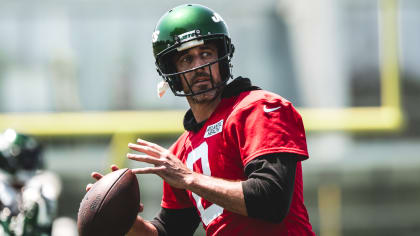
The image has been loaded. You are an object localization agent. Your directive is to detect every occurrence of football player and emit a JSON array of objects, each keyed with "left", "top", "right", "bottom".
[
  {"left": 0, "top": 129, "right": 65, "bottom": 236},
  {"left": 89, "top": 4, "right": 315, "bottom": 236}
]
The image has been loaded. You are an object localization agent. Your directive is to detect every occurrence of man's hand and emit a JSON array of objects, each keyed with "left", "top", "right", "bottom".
[
  {"left": 127, "top": 138, "right": 195, "bottom": 189},
  {"left": 128, "top": 138, "right": 247, "bottom": 216},
  {"left": 85, "top": 164, "right": 119, "bottom": 191}
]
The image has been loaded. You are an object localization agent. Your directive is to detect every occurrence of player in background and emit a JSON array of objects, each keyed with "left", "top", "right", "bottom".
[
  {"left": 88, "top": 4, "right": 315, "bottom": 235},
  {"left": 0, "top": 129, "right": 76, "bottom": 236}
]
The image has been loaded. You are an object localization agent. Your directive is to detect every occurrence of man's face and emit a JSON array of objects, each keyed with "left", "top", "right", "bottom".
[{"left": 173, "top": 42, "right": 222, "bottom": 103}]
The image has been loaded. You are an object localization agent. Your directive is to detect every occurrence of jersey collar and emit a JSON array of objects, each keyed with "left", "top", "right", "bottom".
[{"left": 183, "top": 77, "right": 261, "bottom": 132}]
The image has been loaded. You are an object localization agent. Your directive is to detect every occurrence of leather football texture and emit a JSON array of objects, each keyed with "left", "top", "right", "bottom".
[{"left": 77, "top": 168, "right": 140, "bottom": 236}]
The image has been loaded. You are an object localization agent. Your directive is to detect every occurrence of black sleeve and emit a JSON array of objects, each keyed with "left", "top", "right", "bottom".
[
  {"left": 149, "top": 207, "right": 200, "bottom": 236},
  {"left": 242, "top": 153, "right": 300, "bottom": 223}
]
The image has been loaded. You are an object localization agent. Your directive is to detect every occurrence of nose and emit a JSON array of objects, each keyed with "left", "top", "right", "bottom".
[{"left": 192, "top": 56, "right": 207, "bottom": 70}]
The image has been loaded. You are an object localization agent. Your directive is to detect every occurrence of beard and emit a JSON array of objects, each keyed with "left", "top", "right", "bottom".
[
  {"left": 183, "top": 71, "right": 223, "bottom": 104},
  {"left": 190, "top": 84, "right": 222, "bottom": 104}
]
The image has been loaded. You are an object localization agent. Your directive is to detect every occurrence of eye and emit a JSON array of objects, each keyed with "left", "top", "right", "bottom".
[
  {"left": 180, "top": 55, "right": 192, "bottom": 64},
  {"left": 201, "top": 51, "right": 212, "bottom": 58}
]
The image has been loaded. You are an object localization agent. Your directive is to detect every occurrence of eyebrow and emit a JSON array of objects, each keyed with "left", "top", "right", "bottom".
[
  {"left": 175, "top": 45, "right": 216, "bottom": 61},
  {"left": 198, "top": 45, "right": 215, "bottom": 51}
]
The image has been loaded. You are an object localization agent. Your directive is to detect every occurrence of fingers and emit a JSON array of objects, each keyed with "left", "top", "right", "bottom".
[
  {"left": 128, "top": 138, "right": 167, "bottom": 158},
  {"left": 131, "top": 166, "right": 166, "bottom": 175},
  {"left": 86, "top": 183, "right": 93, "bottom": 192},
  {"left": 87, "top": 165, "right": 119, "bottom": 192},
  {"left": 110, "top": 165, "right": 119, "bottom": 172},
  {"left": 91, "top": 172, "right": 103, "bottom": 180},
  {"left": 136, "top": 138, "right": 165, "bottom": 152},
  {"left": 128, "top": 143, "right": 161, "bottom": 157},
  {"left": 128, "top": 138, "right": 171, "bottom": 175},
  {"left": 91, "top": 163, "right": 119, "bottom": 180},
  {"left": 139, "top": 203, "right": 144, "bottom": 213},
  {"left": 127, "top": 153, "right": 163, "bottom": 165}
]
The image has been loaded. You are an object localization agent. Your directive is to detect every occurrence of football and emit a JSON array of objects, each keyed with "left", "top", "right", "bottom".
[{"left": 77, "top": 168, "right": 140, "bottom": 236}]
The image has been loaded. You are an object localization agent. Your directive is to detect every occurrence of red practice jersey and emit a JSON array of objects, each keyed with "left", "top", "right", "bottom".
[{"left": 161, "top": 90, "right": 315, "bottom": 235}]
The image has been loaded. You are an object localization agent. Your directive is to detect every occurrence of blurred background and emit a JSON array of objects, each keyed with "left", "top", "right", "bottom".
[{"left": 0, "top": 0, "right": 419, "bottom": 235}]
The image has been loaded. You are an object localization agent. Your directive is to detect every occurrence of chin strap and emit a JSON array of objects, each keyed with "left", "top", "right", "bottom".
[{"left": 157, "top": 81, "right": 170, "bottom": 98}]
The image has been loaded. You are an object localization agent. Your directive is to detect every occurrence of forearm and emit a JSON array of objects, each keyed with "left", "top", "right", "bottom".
[
  {"left": 126, "top": 216, "right": 158, "bottom": 236},
  {"left": 243, "top": 154, "right": 298, "bottom": 222},
  {"left": 186, "top": 172, "right": 247, "bottom": 216},
  {"left": 150, "top": 207, "right": 200, "bottom": 236}
]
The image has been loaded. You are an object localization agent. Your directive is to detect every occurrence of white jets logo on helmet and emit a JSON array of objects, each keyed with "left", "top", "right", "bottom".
[
  {"left": 211, "top": 13, "right": 224, "bottom": 23},
  {"left": 152, "top": 30, "right": 160, "bottom": 43}
]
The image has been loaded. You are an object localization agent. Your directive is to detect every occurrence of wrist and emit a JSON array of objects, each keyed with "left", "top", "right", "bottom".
[
  {"left": 184, "top": 171, "right": 199, "bottom": 190},
  {"left": 127, "top": 216, "right": 158, "bottom": 236}
]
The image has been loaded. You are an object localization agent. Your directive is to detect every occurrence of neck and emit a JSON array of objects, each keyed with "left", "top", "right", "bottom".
[{"left": 187, "top": 95, "right": 222, "bottom": 123}]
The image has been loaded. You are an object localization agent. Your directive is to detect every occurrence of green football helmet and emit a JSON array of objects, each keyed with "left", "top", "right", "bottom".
[
  {"left": 152, "top": 4, "right": 235, "bottom": 96},
  {"left": 0, "top": 129, "right": 43, "bottom": 175}
]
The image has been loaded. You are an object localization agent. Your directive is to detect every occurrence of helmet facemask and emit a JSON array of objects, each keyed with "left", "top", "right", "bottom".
[{"left": 156, "top": 35, "right": 234, "bottom": 97}]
